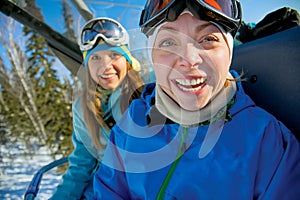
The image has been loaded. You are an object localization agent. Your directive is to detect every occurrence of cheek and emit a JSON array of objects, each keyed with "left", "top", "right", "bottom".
[
  {"left": 88, "top": 64, "right": 99, "bottom": 82},
  {"left": 153, "top": 64, "right": 169, "bottom": 86},
  {"left": 114, "top": 57, "right": 126, "bottom": 68},
  {"left": 208, "top": 49, "right": 231, "bottom": 93},
  {"left": 152, "top": 53, "right": 175, "bottom": 87},
  {"left": 210, "top": 48, "right": 231, "bottom": 75},
  {"left": 216, "top": 48, "right": 230, "bottom": 66},
  {"left": 153, "top": 49, "right": 175, "bottom": 69},
  {"left": 115, "top": 57, "right": 128, "bottom": 77}
]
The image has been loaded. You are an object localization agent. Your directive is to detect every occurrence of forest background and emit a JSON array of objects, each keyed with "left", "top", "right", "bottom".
[{"left": 0, "top": 0, "right": 81, "bottom": 162}]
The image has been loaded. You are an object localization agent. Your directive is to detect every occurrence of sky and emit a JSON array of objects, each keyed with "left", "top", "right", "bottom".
[
  {"left": 36, "top": 0, "right": 300, "bottom": 72},
  {"left": 239, "top": 0, "right": 300, "bottom": 22},
  {"left": 34, "top": 0, "right": 300, "bottom": 52},
  {"left": 36, "top": 0, "right": 300, "bottom": 33},
  {"left": 1, "top": 0, "right": 300, "bottom": 79}
]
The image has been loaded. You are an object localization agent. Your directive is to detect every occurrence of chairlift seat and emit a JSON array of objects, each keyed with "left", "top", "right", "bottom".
[{"left": 231, "top": 26, "right": 300, "bottom": 138}]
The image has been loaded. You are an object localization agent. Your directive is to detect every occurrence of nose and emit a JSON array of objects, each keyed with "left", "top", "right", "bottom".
[
  {"left": 177, "top": 43, "right": 203, "bottom": 68},
  {"left": 100, "top": 55, "right": 113, "bottom": 73},
  {"left": 103, "top": 55, "right": 114, "bottom": 65}
]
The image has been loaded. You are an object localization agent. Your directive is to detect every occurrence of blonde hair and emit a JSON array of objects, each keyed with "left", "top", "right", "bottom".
[{"left": 81, "top": 61, "right": 144, "bottom": 150}]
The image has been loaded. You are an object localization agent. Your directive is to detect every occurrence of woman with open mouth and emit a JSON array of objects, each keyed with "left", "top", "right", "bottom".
[{"left": 93, "top": 1, "right": 300, "bottom": 199}]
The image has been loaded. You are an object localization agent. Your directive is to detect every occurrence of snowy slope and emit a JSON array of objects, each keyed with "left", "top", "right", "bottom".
[{"left": 0, "top": 143, "right": 63, "bottom": 200}]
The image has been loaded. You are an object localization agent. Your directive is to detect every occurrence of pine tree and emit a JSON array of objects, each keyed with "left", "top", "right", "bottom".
[
  {"left": 0, "top": 18, "right": 44, "bottom": 149},
  {"left": 0, "top": 0, "right": 77, "bottom": 158},
  {"left": 21, "top": 0, "right": 74, "bottom": 157}
]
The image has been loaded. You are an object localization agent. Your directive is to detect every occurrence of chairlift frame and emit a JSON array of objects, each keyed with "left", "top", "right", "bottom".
[{"left": 0, "top": 0, "right": 83, "bottom": 75}]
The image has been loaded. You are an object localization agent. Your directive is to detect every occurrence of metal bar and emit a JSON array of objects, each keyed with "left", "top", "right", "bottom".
[
  {"left": 24, "top": 157, "right": 69, "bottom": 200},
  {"left": 0, "top": 0, "right": 82, "bottom": 75}
]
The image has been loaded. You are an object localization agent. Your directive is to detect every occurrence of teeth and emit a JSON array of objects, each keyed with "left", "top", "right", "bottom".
[
  {"left": 175, "top": 77, "right": 206, "bottom": 92},
  {"left": 191, "top": 79, "right": 196, "bottom": 85},
  {"left": 178, "top": 84, "right": 203, "bottom": 92},
  {"left": 176, "top": 78, "right": 205, "bottom": 86},
  {"left": 101, "top": 74, "right": 115, "bottom": 78}
]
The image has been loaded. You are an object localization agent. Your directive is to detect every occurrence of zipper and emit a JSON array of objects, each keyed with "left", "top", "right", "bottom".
[{"left": 156, "top": 126, "right": 189, "bottom": 200}]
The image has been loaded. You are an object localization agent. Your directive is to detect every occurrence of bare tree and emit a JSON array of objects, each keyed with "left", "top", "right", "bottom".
[{"left": 0, "top": 18, "right": 47, "bottom": 144}]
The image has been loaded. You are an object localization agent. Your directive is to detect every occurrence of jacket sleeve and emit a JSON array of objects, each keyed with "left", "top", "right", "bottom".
[
  {"left": 255, "top": 120, "right": 300, "bottom": 200},
  {"left": 49, "top": 99, "right": 99, "bottom": 200},
  {"left": 49, "top": 133, "right": 98, "bottom": 199}
]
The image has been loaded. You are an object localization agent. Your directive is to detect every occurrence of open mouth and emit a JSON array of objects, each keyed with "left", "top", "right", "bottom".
[
  {"left": 100, "top": 74, "right": 116, "bottom": 79},
  {"left": 175, "top": 77, "right": 207, "bottom": 92}
]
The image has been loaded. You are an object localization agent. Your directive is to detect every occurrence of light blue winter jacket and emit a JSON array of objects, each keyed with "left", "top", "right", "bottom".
[
  {"left": 49, "top": 87, "right": 123, "bottom": 200},
  {"left": 49, "top": 68, "right": 155, "bottom": 200},
  {"left": 93, "top": 70, "right": 300, "bottom": 200}
]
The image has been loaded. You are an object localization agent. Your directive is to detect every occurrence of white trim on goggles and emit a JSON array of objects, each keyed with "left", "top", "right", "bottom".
[
  {"left": 80, "top": 17, "right": 129, "bottom": 51},
  {"left": 139, "top": 0, "right": 242, "bottom": 36}
]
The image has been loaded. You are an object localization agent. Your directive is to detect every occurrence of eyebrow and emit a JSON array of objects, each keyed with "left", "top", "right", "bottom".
[
  {"left": 160, "top": 22, "right": 213, "bottom": 33},
  {"left": 195, "top": 23, "right": 213, "bottom": 32}
]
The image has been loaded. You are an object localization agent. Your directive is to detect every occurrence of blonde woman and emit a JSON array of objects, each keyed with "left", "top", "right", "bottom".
[{"left": 50, "top": 17, "right": 145, "bottom": 199}]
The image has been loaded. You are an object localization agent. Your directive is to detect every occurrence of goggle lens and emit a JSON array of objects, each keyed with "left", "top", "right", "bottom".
[
  {"left": 80, "top": 18, "right": 128, "bottom": 51},
  {"left": 203, "top": 0, "right": 233, "bottom": 17},
  {"left": 82, "top": 19, "right": 123, "bottom": 45},
  {"left": 140, "top": 0, "right": 241, "bottom": 36},
  {"left": 82, "top": 30, "right": 97, "bottom": 43},
  {"left": 147, "top": 0, "right": 174, "bottom": 20},
  {"left": 145, "top": 0, "right": 236, "bottom": 20}
]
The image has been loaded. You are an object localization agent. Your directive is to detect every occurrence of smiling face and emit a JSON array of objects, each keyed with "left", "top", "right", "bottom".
[
  {"left": 152, "top": 13, "right": 232, "bottom": 111},
  {"left": 88, "top": 50, "right": 128, "bottom": 90}
]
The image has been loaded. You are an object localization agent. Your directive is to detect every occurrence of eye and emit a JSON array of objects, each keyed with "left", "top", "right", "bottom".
[
  {"left": 159, "top": 39, "right": 176, "bottom": 48},
  {"left": 201, "top": 35, "right": 219, "bottom": 43},
  {"left": 111, "top": 52, "right": 121, "bottom": 59},
  {"left": 91, "top": 55, "right": 102, "bottom": 60},
  {"left": 198, "top": 34, "right": 220, "bottom": 49}
]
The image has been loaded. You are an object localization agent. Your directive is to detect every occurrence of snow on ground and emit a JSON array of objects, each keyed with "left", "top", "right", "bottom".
[{"left": 0, "top": 143, "right": 63, "bottom": 200}]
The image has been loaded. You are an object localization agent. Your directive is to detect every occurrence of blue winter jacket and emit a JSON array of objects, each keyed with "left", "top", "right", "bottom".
[
  {"left": 93, "top": 71, "right": 300, "bottom": 200},
  {"left": 49, "top": 87, "right": 123, "bottom": 200}
]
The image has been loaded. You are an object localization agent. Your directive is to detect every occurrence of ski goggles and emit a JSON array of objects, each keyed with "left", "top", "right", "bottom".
[
  {"left": 80, "top": 17, "right": 129, "bottom": 51},
  {"left": 139, "top": 0, "right": 242, "bottom": 36}
]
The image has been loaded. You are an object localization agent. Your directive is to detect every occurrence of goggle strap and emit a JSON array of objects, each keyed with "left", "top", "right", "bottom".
[{"left": 82, "top": 51, "right": 87, "bottom": 60}]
